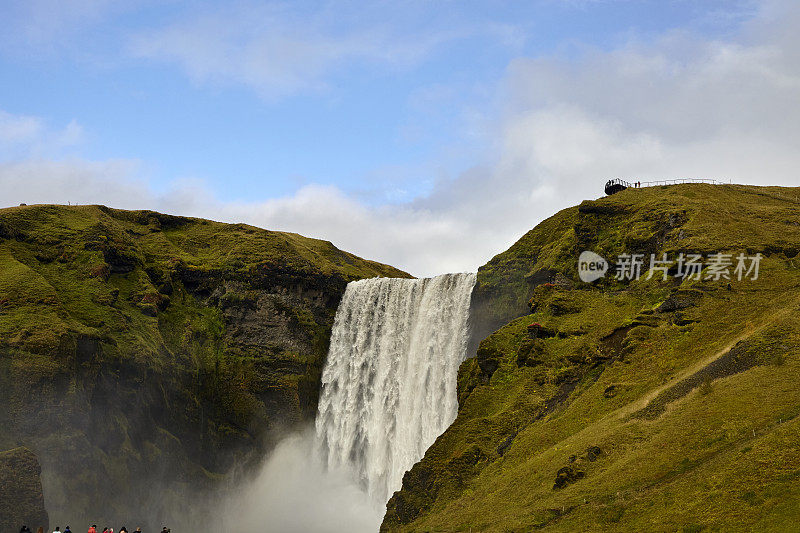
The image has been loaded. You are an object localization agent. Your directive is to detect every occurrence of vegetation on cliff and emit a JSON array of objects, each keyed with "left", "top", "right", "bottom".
[
  {"left": 383, "top": 184, "right": 800, "bottom": 531},
  {"left": 0, "top": 204, "right": 407, "bottom": 528}
]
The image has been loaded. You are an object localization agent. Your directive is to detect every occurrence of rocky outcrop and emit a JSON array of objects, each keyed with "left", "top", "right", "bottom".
[{"left": 0, "top": 447, "right": 48, "bottom": 533}]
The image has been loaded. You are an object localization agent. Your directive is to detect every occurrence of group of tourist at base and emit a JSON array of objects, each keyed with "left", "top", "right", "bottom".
[{"left": 19, "top": 525, "right": 170, "bottom": 533}]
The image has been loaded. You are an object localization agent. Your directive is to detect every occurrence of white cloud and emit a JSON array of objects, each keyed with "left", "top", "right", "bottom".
[
  {"left": 0, "top": 158, "right": 147, "bottom": 207},
  {"left": 0, "top": 113, "right": 87, "bottom": 160},
  {"left": 126, "top": 2, "right": 518, "bottom": 99},
  {"left": 0, "top": 0, "right": 121, "bottom": 57},
  {"left": 55, "top": 120, "right": 85, "bottom": 147},
  {"left": 0, "top": 110, "right": 43, "bottom": 144}
]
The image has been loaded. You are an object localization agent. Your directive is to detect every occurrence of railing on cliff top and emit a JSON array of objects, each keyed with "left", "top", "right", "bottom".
[
  {"left": 605, "top": 177, "right": 730, "bottom": 195},
  {"left": 640, "top": 178, "right": 727, "bottom": 186}
]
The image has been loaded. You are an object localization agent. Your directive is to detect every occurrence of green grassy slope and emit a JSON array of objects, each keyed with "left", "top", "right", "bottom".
[
  {"left": 383, "top": 184, "right": 800, "bottom": 532},
  {"left": 0, "top": 204, "right": 405, "bottom": 353},
  {"left": 0, "top": 203, "right": 408, "bottom": 527}
]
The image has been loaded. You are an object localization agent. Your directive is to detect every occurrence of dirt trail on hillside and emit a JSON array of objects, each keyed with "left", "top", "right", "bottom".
[
  {"left": 614, "top": 293, "right": 800, "bottom": 422},
  {"left": 528, "top": 291, "right": 800, "bottom": 474}
]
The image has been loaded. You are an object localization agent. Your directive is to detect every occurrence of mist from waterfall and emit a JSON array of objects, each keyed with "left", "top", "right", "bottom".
[{"left": 219, "top": 273, "right": 476, "bottom": 532}]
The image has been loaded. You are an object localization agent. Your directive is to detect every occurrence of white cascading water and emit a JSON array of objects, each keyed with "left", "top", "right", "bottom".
[
  {"left": 217, "top": 273, "right": 475, "bottom": 532},
  {"left": 315, "top": 273, "right": 476, "bottom": 504}
]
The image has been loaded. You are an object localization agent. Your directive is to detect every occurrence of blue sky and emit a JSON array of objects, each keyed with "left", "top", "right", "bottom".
[
  {"left": 2, "top": 0, "right": 799, "bottom": 275},
  {"left": 1, "top": 1, "right": 750, "bottom": 201}
]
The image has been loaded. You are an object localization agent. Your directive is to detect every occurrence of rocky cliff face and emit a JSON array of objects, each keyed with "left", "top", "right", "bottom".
[
  {"left": 0, "top": 447, "right": 49, "bottom": 533},
  {"left": 0, "top": 204, "right": 408, "bottom": 529},
  {"left": 384, "top": 184, "right": 800, "bottom": 531}
]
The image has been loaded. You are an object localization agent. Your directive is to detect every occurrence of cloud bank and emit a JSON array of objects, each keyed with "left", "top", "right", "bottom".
[{"left": 3, "top": 1, "right": 800, "bottom": 276}]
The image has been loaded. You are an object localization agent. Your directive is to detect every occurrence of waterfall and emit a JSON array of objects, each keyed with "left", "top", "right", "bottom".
[
  {"left": 215, "top": 273, "right": 476, "bottom": 532},
  {"left": 315, "top": 272, "right": 476, "bottom": 504}
]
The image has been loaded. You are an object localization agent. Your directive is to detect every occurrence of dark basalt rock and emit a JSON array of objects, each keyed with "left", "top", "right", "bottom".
[
  {"left": 603, "top": 385, "right": 618, "bottom": 398},
  {"left": 0, "top": 447, "right": 49, "bottom": 533},
  {"left": 657, "top": 289, "right": 703, "bottom": 313},
  {"left": 553, "top": 465, "right": 585, "bottom": 489},
  {"left": 476, "top": 344, "right": 502, "bottom": 378},
  {"left": 586, "top": 445, "right": 603, "bottom": 462}
]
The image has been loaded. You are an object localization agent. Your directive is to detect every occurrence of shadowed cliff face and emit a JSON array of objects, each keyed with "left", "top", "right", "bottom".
[
  {"left": 383, "top": 185, "right": 800, "bottom": 532},
  {"left": 0, "top": 204, "right": 409, "bottom": 530},
  {"left": 0, "top": 447, "right": 49, "bottom": 533}
]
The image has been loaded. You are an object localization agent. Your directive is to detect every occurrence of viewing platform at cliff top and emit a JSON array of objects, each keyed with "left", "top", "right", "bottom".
[{"left": 604, "top": 177, "right": 728, "bottom": 195}]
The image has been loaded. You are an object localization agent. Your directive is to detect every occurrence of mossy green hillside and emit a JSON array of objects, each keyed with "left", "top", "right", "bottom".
[
  {"left": 0, "top": 203, "right": 408, "bottom": 528},
  {"left": 383, "top": 184, "right": 800, "bottom": 532},
  {"left": 470, "top": 184, "right": 800, "bottom": 341}
]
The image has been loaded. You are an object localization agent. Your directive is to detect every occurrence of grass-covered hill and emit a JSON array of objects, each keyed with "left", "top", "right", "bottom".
[
  {"left": 0, "top": 203, "right": 408, "bottom": 530},
  {"left": 383, "top": 184, "right": 800, "bottom": 531}
]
